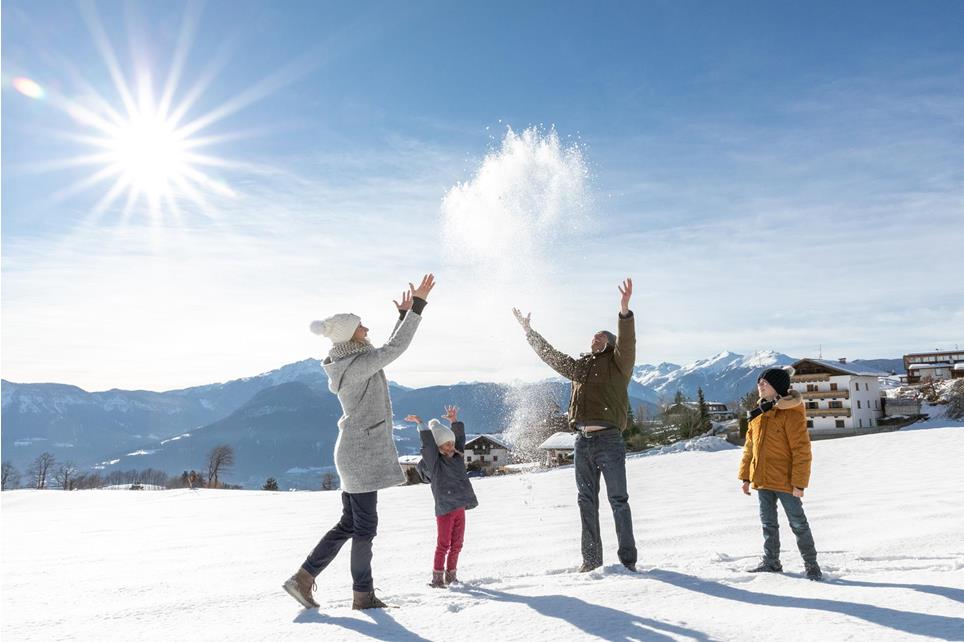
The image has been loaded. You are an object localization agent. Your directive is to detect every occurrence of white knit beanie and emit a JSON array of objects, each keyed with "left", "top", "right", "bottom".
[
  {"left": 428, "top": 419, "right": 456, "bottom": 446},
  {"left": 309, "top": 313, "right": 361, "bottom": 344}
]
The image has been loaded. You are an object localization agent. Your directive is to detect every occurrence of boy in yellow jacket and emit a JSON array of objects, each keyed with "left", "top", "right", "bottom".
[{"left": 739, "top": 366, "right": 822, "bottom": 581}]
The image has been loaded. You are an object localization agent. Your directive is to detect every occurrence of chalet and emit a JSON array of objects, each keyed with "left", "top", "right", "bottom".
[
  {"left": 464, "top": 435, "right": 510, "bottom": 472},
  {"left": 791, "top": 358, "right": 889, "bottom": 433},
  {"left": 538, "top": 431, "right": 577, "bottom": 466},
  {"left": 903, "top": 350, "right": 964, "bottom": 384}
]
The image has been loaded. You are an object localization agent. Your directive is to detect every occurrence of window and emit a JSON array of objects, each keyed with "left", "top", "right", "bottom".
[
  {"left": 493, "top": 456, "right": 498, "bottom": 462},
  {"left": 859, "top": 418, "right": 863, "bottom": 428},
  {"left": 806, "top": 420, "right": 813, "bottom": 428},
  {"left": 806, "top": 402, "right": 818, "bottom": 409},
  {"left": 874, "top": 400, "right": 878, "bottom": 409},
  {"left": 830, "top": 401, "right": 843, "bottom": 409},
  {"left": 466, "top": 456, "right": 472, "bottom": 462},
  {"left": 865, "top": 383, "right": 869, "bottom": 391},
  {"left": 857, "top": 400, "right": 861, "bottom": 409},
  {"left": 835, "top": 420, "right": 845, "bottom": 428},
  {"left": 807, "top": 384, "right": 817, "bottom": 392},
  {"left": 830, "top": 383, "right": 838, "bottom": 391}
]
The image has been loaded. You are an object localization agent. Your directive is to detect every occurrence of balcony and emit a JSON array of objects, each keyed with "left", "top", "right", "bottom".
[
  {"left": 792, "top": 374, "right": 830, "bottom": 383},
  {"left": 804, "top": 407, "right": 851, "bottom": 418},
  {"left": 802, "top": 390, "right": 850, "bottom": 400}
]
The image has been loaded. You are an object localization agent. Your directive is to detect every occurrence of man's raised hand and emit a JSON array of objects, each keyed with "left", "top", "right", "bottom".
[
  {"left": 618, "top": 277, "right": 633, "bottom": 315},
  {"left": 512, "top": 308, "right": 531, "bottom": 332}
]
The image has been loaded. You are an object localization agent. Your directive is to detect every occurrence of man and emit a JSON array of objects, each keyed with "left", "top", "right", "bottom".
[
  {"left": 513, "top": 278, "right": 637, "bottom": 573},
  {"left": 739, "top": 366, "right": 822, "bottom": 580},
  {"left": 283, "top": 274, "right": 436, "bottom": 610}
]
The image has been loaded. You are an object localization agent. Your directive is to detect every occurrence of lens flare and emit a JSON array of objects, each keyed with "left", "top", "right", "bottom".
[{"left": 12, "top": 77, "right": 45, "bottom": 99}]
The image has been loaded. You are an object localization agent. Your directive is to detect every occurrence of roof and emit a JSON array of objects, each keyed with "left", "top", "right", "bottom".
[
  {"left": 397, "top": 455, "right": 422, "bottom": 465},
  {"left": 793, "top": 358, "right": 891, "bottom": 378},
  {"left": 539, "top": 432, "right": 577, "bottom": 450},
  {"left": 464, "top": 434, "right": 510, "bottom": 450}
]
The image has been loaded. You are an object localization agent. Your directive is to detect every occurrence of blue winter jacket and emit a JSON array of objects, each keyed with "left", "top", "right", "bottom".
[{"left": 417, "top": 421, "right": 479, "bottom": 516}]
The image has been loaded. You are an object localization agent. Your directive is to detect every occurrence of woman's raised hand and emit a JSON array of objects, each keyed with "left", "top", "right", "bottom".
[{"left": 410, "top": 274, "right": 436, "bottom": 300}]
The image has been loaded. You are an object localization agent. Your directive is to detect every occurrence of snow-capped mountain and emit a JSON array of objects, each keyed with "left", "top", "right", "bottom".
[{"left": 632, "top": 350, "right": 796, "bottom": 403}]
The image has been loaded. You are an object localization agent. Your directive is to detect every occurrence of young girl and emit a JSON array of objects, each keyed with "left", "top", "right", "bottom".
[{"left": 405, "top": 405, "right": 479, "bottom": 588}]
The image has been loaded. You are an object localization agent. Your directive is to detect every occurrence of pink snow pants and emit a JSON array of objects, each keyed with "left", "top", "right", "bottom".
[{"left": 434, "top": 507, "right": 466, "bottom": 571}]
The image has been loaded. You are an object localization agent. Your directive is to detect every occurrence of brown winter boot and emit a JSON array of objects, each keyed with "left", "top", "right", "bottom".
[
  {"left": 429, "top": 570, "right": 446, "bottom": 588},
  {"left": 352, "top": 590, "right": 388, "bottom": 609},
  {"left": 282, "top": 568, "right": 319, "bottom": 608},
  {"left": 444, "top": 569, "right": 458, "bottom": 585}
]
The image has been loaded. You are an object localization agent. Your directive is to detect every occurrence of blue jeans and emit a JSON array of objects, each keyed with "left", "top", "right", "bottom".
[
  {"left": 302, "top": 491, "right": 378, "bottom": 592},
  {"left": 757, "top": 489, "right": 818, "bottom": 564},
  {"left": 574, "top": 429, "right": 637, "bottom": 567}
]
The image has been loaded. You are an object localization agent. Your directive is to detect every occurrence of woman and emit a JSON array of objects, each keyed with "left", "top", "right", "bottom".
[{"left": 284, "top": 274, "right": 435, "bottom": 610}]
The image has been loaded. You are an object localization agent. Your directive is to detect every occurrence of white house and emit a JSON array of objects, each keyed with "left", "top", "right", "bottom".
[
  {"left": 464, "top": 435, "right": 510, "bottom": 472},
  {"left": 791, "top": 358, "right": 888, "bottom": 433},
  {"left": 903, "top": 350, "right": 964, "bottom": 383},
  {"left": 538, "top": 431, "right": 577, "bottom": 466}
]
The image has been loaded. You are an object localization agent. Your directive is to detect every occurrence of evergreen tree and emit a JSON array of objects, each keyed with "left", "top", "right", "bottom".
[
  {"left": 262, "top": 477, "right": 279, "bottom": 491},
  {"left": 673, "top": 389, "right": 686, "bottom": 405},
  {"left": 697, "top": 387, "right": 711, "bottom": 434}
]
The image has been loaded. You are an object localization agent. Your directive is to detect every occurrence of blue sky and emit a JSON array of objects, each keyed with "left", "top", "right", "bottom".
[{"left": 3, "top": 0, "right": 963, "bottom": 391}]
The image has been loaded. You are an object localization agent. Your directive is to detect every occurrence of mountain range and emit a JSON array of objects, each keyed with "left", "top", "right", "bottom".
[{"left": 1, "top": 352, "right": 903, "bottom": 488}]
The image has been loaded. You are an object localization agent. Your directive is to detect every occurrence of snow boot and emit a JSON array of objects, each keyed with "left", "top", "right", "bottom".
[
  {"left": 444, "top": 569, "right": 458, "bottom": 585},
  {"left": 429, "top": 571, "right": 446, "bottom": 588},
  {"left": 805, "top": 561, "right": 823, "bottom": 581},
  {"left": 748, "top": 559, "right": 783, "bottom": 573},
  {"left": 282, "top": 568, "right": 319, "bottom": 608},
  {"left": 578, "top": 562, "right": 602, "bottom": 573},
  {"left": 622, "top": 562, "right": 637, "bottom": 573},
  {"left": 352, "top": 590, "right": 388, "bottom": 610}
]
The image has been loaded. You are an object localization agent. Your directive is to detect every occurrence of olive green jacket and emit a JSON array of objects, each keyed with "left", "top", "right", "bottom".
[{"left": 525, "top": 312, "right": 636, "bottom": 430}]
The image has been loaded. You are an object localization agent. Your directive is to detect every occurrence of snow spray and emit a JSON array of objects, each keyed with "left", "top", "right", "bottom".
[{"left": 440, "top": 126, "right": 591, "bottom": 463}]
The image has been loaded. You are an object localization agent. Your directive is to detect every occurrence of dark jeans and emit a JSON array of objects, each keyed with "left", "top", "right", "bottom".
[
  {"left": 757, "top": 489, "right": 818, "bottom": 564},
  {"left": 574, "top": 429, "right": 637, "bottom": 567},
  {"left": 302, "top": 491, "right": 378, "bottom": 592}
]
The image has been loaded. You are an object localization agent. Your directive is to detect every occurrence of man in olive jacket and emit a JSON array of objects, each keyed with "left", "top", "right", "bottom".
[{"left": 513, "top": 278, "right": 638, "bottom": 572}]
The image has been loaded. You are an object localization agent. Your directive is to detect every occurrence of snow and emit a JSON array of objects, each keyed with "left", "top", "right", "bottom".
[
  {"left": 632, "top": 435, "right": 738, "bottom": 457},
  {"left": 3, "top": 426, "right": 964, "bottom": 641}
]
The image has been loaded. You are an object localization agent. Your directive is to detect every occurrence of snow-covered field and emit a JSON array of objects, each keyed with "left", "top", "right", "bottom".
[{"left": 3, "top": 425, "right": 963, "bottom": 641}]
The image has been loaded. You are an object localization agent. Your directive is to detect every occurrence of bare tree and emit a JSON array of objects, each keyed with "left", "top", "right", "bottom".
[
  {"left": 54, "top": 461, "right": 79, "bottom": 490},
  {"left": 206, "top": 445, "right": 235, "bottom": 489},
  {"left": 2, "top": 461, "right": 22, "bottom": 490},
  {"left": 320, "top": 472, "right": 338, "bottom": 491},
  {"left": 27, "top": 452, "right": 57, "bottom": 489}
]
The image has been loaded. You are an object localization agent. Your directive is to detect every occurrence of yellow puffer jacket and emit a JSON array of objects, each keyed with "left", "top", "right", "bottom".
[{"left": 738, "top": 390, "right": 812, "bottom": 492}]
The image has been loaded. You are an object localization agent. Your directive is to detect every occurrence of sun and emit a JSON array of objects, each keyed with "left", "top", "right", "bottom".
[
  {"left": 21, "top": 4, "right": 257, "bottom": 226},
  {"left": 109, "top": 110, "right": 186, "bottom": 200}
]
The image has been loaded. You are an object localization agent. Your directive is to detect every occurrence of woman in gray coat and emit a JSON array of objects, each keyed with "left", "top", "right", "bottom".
[{"left": 284, "top": 274, "right": 435, "bottom": 611}]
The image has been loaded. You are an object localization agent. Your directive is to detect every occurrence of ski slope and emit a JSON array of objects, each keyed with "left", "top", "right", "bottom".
[{"left": 3, "top": 425, "right": 963, "bottom": 641}]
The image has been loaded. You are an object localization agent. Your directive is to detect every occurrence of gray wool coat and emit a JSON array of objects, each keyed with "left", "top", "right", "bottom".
[
  {"left": 322, "top": 310, "right": 422, "bottom": 494},
  {"left": 417, "top": 421, "right": 479, "bottom": 516}
]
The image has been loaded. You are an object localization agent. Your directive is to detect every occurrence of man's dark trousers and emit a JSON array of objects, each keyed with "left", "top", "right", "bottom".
[{"left": 574, "top": 429, "right": 637, "bottom": 568}]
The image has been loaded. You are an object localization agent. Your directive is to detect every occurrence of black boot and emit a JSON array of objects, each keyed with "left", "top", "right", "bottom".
[
  {"left": 805, "top": 561, "right": 823, "bottom": 581},
  {"left": 748, "top": 559, "right": 783, "bottom": 573},
  {"left": 578, "top": 562, "right": 602, "bottom": 573}
]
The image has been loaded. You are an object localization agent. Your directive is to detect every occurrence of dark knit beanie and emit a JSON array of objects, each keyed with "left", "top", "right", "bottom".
[{"left": 759, "top": 367, "right": 792, "bottom": 397}]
